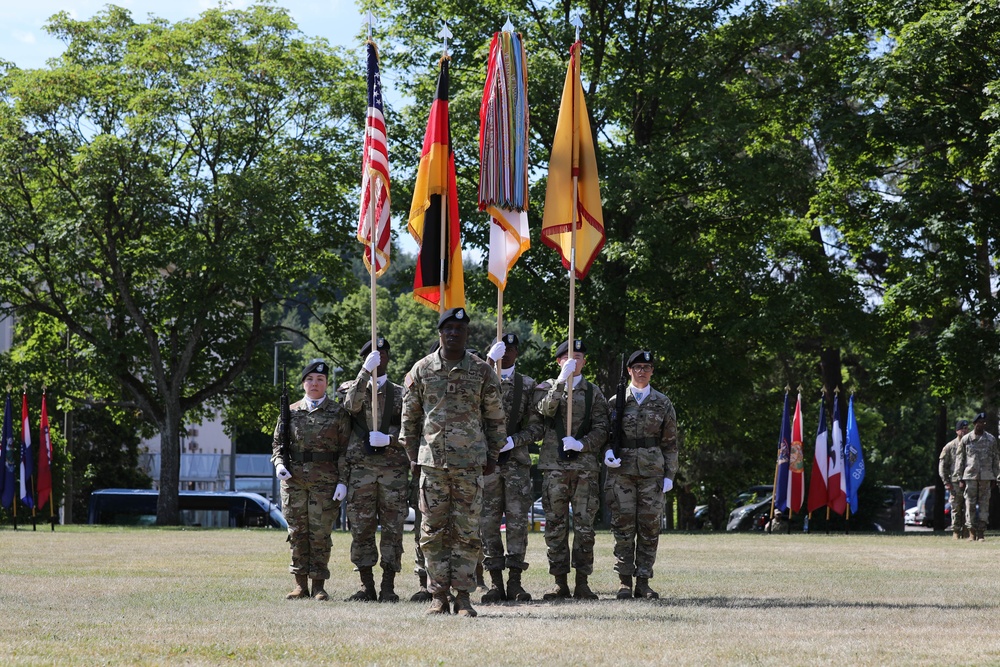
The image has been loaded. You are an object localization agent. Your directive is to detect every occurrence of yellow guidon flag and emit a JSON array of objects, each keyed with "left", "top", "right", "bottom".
[{"left": 541, "top": 39, "right": 604, "bottom": 279}]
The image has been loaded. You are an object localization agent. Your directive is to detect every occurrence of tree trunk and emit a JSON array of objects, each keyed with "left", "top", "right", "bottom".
[
  {"left": 932, "top": 401, "right": 947, "bottom": 531},
  {"left": 155, "top": 406, "right": 182, "bottom": 525}
]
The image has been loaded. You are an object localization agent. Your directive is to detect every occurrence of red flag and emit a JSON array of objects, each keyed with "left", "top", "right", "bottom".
[
  {"left": 358, "top": 41, "right": 391, "bottom": 277},
  {"left": 408, "top": 57, "right": 464, "bottom": 310},
  {"left": 807, "top": 397, "right": 829, "bottom": 513},
  {"left": 36, "top": 392, "right": 53, "bottom": 509},
  {"left": 788, "top": 392, "right": 805, "bottom": 513}
]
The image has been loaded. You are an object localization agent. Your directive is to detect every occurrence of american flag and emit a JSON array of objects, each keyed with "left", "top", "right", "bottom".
[{"left": 358, "top": 40, "right": 391, "bottom": 276}]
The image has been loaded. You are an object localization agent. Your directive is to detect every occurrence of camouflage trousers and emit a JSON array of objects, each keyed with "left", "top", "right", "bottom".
[
  {"left": 280, "top": 477, "right": 339, "bottom": 580},
  {"left": 964, "top": 479, "right": 993, "bottom": 532},
  {"left": 346, "top": 463, "right": 409, "bottom": 572},
  {"left": 480, "top": 461, "right": 532, "bottom": 572},
  {"left": 541, "top": 468, "right": 599, "bottom": 576},
  {"left": 606, "top": 472, "right": 664, "bottom": 579},
  {"left": 409, "top": 472, "right": 426, "bottom": 576},
  {"left": 949, "top": 485, "right": 966, "bottom": 533},
  {"left": 418, "top": 466, "right": 484, "bottom": 594}
]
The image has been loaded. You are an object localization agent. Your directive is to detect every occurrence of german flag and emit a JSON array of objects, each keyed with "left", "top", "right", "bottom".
[{"left": 408, "top": 58, "right": 465, "bottom": 311}]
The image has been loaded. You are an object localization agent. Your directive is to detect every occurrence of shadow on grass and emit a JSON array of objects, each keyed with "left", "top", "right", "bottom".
[{"left": 655, "top": 596, "right": 996, "bottom": 611}]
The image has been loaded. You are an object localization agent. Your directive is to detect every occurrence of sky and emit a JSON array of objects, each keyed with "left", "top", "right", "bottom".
[{"left": 0, "top": 1, "right": 365, "bottom": 70}]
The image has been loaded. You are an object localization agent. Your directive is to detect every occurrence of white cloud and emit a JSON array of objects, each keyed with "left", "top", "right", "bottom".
[{"left": 12, "top": 31, "right": 36, "bottom": 45}]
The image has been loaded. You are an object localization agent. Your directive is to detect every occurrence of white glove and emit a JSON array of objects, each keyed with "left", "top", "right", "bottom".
[
  {"left": 275, "top": 464, "right": 291, "bottom": 480},
  {"left": 500, "top": 436, "right": 515, "bottom": 453},
  {"left": 362, "top": 351, "right": 381, "bottom": 373},
  {"left": 369, "top": 430, "right": 391, "bottom": 448},
  {"left": 333, "top": 483, "right": 347, "bottom": 501},
  {"left": 662, "top": 478, "right": 673, "bottom": 494},
  {"left": 487, "top": 341, "right": 506, "bottom": 362},
  {"left": 604, "top": 449, "right": 621, "bottom": 468},
  {"left": 562, "top": 436, "right": 584, "bottom": 452},
  {"left": 556, "top": 358, "right": 577, "bottom": 384}
]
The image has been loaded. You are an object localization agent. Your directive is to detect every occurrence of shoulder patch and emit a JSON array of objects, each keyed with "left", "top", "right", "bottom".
[{"left": 404, "top": 373, "right": 414, "bottom": 389}]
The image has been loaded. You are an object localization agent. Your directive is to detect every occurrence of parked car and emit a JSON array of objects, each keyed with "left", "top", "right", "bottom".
[
  {"left": 88, "top": 488, "right": 287, "bottom": 528},
  {"left": 903, "top": 489, "right": 921, "bottom": 511},
  {"left": 910, "top": 485, "right": 951, "bottom": 528},
  {"left": 726, "top": 494, "right": 774, "bottom": 531}
]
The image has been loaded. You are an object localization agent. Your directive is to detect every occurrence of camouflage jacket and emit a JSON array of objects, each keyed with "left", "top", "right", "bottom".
[
  {"left": 534, "top": 376, "right": 610, "bottom": 471},
  {"left": 500, "top": 370, "right": 544, "bottom": 466},
  {"left": 938, "top": 436, "right": 963, "bottom": 484},
  {"left": 608, "top": 387, "right": 678, "bottom": 479},
  {"left": 957, "top": 430, "right": 1000, "bottom": 481},
  {"left": 270, "top": 396, "right": 351, "bottom": 485},
  {"left": 400, "top": 351, "right": 507, "bottom": 469},
  {"left": 338, "top": 371, "right": 408, "bottom": 478}
]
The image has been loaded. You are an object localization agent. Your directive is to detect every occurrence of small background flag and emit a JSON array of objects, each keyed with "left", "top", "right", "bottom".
[
  {"left": 479, "top": 30, "right": 530, "bottom": 290},
  {"left": 789, "top": 392, "right": 806, "bottom": 513},
  {"left": 37, "top": 392, "right": 53, "bottom": 509},
  {"left": 828, "top": 393, "right": 847, "bottom": 515},
  {"left": 1, "top": 394, "right": 15, "bottom": 509},
  {"left": 358, "top": 41, "right": 391, "bottom": 277},
  {"left": 774, "top": 391, "right": 791, "bottom": 512},
  {"left": 846, "top": 394, "right": 866, "bottom": 513},
  {"left": 20, "top": 392, "right": 33, "bottom": 509},
  {"left": 541, "top": 40, "right": 605, "bottom": 279},
  {"left": 409, "top": 57, "right": 465, "bottom": 311},
  {"left": 807, "top": 396, "right": 828, "bottom": 513}
]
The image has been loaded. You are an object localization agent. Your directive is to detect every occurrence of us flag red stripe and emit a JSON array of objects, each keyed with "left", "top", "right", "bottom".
[{"left": 358, "top": 40, "right": 391, "bottom": 276}]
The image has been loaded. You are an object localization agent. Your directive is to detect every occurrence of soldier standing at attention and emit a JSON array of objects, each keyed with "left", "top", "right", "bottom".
[
  {"left": 400, "top": 307, "right": 507, "bottom": 617},
  {"left": 604, "top": 350, "right": 677, "bottom": 600},
  {"left": 939, "top": 418, "right": 970, "bottom": 539},
  {"left": 534, "top": 339, "right": 610, "bottom": 600},
  {"left": 271, "top": 359, "right": 351, "bottom": 600},
  {"left": 957, "top": 412, "right": 999, "bottom": 541},
  {"left": 337, "top": 336, "right": 407, "bottom": 602},
  {"left": 480, "top": 333, "right": 543, "bottom": 604}
]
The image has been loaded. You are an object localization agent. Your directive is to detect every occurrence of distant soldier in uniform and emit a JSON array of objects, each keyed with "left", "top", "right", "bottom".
[
  {"left": 271, "top": 359, "right": 351, "bottom": 600},
  {"left": 707, "top": 488, "right": 727, "bottom": 531},
  {"left": 957, "top": 412, "right": 999, "bottom": 541},
  {"left": 337, "top": 336, "right": 407, "bottom": 602},
  {"left": 939, "top": 418, "right": 970, "bottom": 539},
  {"left": 604, "top": 349, "right": 678, "bottom": 600},
  {"left": 534, "top": 339, "right": 610, "bottom": 600},
  {"left": 480, "top": 333, "right": 543, "bottom": 603},
  {"left": 400, "top": 307, "right": 507, "bottom": 617}
]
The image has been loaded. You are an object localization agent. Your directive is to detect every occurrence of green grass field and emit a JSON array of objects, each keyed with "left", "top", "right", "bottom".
[{"left": 1, "top": 526, "right": 998, "bottom": 666}]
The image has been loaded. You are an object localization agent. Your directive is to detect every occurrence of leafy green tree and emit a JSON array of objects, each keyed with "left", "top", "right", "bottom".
[{"left": 0, "top": 4, "right": 363, "bottom": 523}]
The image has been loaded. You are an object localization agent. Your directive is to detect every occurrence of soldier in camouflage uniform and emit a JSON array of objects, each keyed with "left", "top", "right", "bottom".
[
  {"left": 480, "top": 333, "right": 544, "bottom": 604},
  {"left": 534, "top": 339, "right": 610, "bottom": 600},
  {"left": 604, "top": 349, "right": 677, "bottom": 600},
  {"left": 337, "top": 336, "right": 408, "bottom": 602},
  {"left": 957, "top": 412, "right": 1000, "bottom": 541},
  {"left": 938, "top": 418, "right": 969, "bottom": 539},
  {"left": 271, "top": 359, "right": 351, "bottom": 600},
  {"left": 400, "top": 307, "right": 507, "bottom": 617}
]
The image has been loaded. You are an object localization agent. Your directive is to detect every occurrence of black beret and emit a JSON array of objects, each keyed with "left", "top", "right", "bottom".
[
  {"left": 956, "top": 418, "right": 970, "bottom": 430},
  {"left": 501, "top": 333, "right": 519, "bottom": 347},
  {"left": 300, "top": 359, "right": 329, "bottom": 383},
  {"left": 554, "top": 339, "right": 585, "bottom": 357},
  {"left": 627, "top": 350, "right": 653, "bottom": 367},
  {"left": 359, "top": 336, "right": 389, "bottom": 358},
  {"left": 437, "top": 307, "right": 469, "bottom": 329},
  {"left": 973, "top": 412, "right": 987, "bottom": 424}
]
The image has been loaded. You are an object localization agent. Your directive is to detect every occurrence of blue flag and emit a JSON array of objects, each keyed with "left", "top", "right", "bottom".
[
  {"left": 845, "top": 394, "right": 865, "bottom": 514},
  {"left": 774, "top": 391, "right": 791, "bottom": 512},
  {"left": 1, "top": 394, "right": 15, "bottom": 510}
]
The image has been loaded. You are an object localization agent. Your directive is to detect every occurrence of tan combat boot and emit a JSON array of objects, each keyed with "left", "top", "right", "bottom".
[
  {"left": 311, "top": 579, "right": 329, "bottom": 601},
  {"left": 346, "top": 566, "right": 377, "bottom": 601},
  {"left": 425, "top": 589, "right": 451, "bottom": 614},
  {"left": 616, "top": 574, "right": 633, "bottom": 600},
  {"left": 378, "top": 568, "right": 399, "bottom": 603},
  {"left": 453, "top": 590, "right": 478, "bottom": 617},
  {"left": 634, "top": 577, "right": 659, "bottom": 599},
  {"left": 969, "top": 528, "right": 979, "bottom": 542},
  {"left": 573, "top": 571, "right": 598, "bottom": 600},
  {"left": 286, "top": 574, "right": 310, "bottom": 599},
  {"left": 953, "top": 530, "right": 962, "bottom": 540},
  {"left": 410, "top": 571, "right": 433, "bottom": 602},
  {"left": 481, "top": 569, "right": 506, "bottom": 604},
  {"left": 542, "top": 573, "right": 571, "bottom": 600},
  {"left": 505, "top": 568, "right": 531, "bottom": 602}
]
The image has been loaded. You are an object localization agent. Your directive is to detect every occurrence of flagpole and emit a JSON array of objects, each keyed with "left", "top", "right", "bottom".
[
  {"left": 495, "top": 290, "right": 504, "bottom": 376},
  {"left": 365, "top": 14, "right": 380, "bottom": 435},
  {"left": 43, "top": 387, "right": 54, "bottom": 531},
  {"left": 565, "top": 17, "right": 583, "bottom": 435},
  {"left": 438, "top": 23, "right": 451, "bottom": 315}
]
